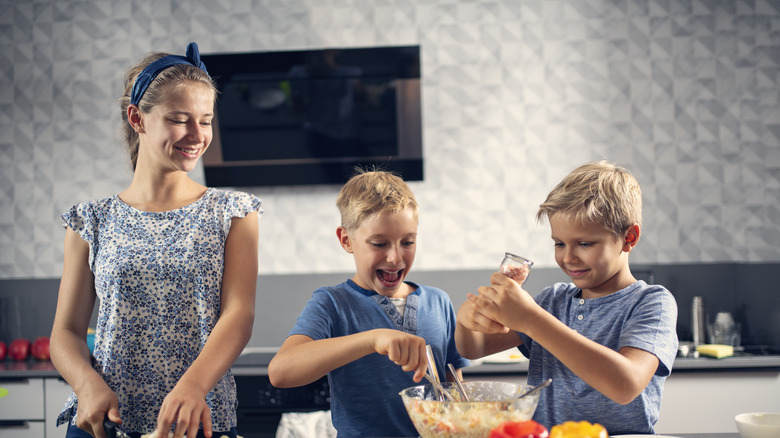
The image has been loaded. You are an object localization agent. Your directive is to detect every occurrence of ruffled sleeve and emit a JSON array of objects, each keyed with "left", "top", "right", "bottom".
[
  {"left": 217, "top": 190, "right": 263, "bottom": 235},
  {"left": 60, "top": 201, "right": 101, "bottom": 270}
]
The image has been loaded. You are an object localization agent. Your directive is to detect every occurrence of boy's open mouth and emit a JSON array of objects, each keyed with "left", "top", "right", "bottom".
[{"left": 377, "top": 269, "right": 404, "bottom": 286}]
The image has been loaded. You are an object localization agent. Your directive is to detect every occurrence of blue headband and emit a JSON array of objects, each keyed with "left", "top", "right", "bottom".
[{"left": 130, "top": 42, "right": 209, "bottom": 106}]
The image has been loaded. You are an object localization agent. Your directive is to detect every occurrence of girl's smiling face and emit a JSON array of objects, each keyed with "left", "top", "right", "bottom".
[
  {"left": 549, "top": 214, "right": 638, "bottom": 298},
  {"left": 135, "top": 82, "right": 215, "bottom": 173},
  {"left": 338, "top": 208, "right": 417, "bottom": 298}
]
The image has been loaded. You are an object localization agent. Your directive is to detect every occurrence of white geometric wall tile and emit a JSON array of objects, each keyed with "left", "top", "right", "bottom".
[{"left": 1, "top": 0, "right": 780, "bottom": 278}]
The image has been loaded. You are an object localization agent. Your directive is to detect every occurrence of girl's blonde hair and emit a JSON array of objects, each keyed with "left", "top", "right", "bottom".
[
  {"left": 336, "top": 167, "right": 418, "bottom": 231},
  {"left": 537, "top": 161, "right": 642, "bottom": 238}
]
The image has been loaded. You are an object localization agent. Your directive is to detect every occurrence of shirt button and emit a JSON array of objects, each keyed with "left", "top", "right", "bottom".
[
  {"left": 577, "top": 315, "right": 584, "bottom": 321},
  {"left": 579, "top": 299, "right": 585, "bottom": 304}
]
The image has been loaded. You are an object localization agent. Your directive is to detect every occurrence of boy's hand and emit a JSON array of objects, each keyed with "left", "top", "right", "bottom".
[
  {"left": 371, "top": 329, "right": 429, "bottom": 382},
  {"left": 470, "top": 272, "right": 539, "bottom": 333},
  {"left": 458, "top": 293, "right": 510, "bottom": 335}
]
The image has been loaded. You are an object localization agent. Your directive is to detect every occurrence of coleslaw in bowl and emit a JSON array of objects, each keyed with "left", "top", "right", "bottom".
[{"left": 399, "top": 381, "right": 542, "bottom": 438}]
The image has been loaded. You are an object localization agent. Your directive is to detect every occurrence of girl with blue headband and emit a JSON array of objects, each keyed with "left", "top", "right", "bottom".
[{"left": 50, "top": 42, "right": 262, "bottom": 438}]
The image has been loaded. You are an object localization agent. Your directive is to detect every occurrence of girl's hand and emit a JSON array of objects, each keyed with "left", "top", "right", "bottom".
[
  {"left": 73, "top": 379, "right": 121, "bottom": 438},
  {"left": 371, "top": 329, "right": 429, "bottom": 382},
  {"left": 156, "top": 383, "right": 213, "bottom": 438}
]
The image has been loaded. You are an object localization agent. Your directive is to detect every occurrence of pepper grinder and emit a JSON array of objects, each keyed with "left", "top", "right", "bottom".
[{"left": 691, "top": 296, "right": 706, "bottom": 345}]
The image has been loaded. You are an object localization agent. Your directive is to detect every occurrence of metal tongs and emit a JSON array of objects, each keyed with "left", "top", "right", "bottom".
[
  {"left": 424, "top": 345, "right": 455, "bottom": 402},
  {"left": 447, "top": 363, "right": 470, "bottom": 402}
]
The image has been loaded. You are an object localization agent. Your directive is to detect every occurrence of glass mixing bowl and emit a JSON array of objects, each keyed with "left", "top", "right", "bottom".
[{"left": 399, "top": 380, "right": 542, "bottom": 438}]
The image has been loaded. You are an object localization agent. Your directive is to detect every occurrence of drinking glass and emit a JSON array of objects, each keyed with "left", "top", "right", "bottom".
[{"left": 708, "top": 312, "right": 741, "bottom": 346}]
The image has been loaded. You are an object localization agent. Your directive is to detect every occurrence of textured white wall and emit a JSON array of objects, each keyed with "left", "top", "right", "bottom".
[{"left": 1, "top": 0, "right": 779, "bottom": 278}]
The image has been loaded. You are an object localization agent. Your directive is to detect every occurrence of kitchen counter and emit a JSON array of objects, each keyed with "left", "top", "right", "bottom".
[
  {"left": 3, "top": 353, "right": 780, "bottom": 379},
  {"left": 380, "top": 432, "right": 741, "bottom": 437},
  {"left": 464, "top": 354, "right": 780, "bottom": 375},
  {"left": 668, "top": 434, "right": 740, "bottom": 438},
  {"left": 0, "top": 358, "right": 60, "bottom": 378},
  {"left": 227, "top": 348, "right": 780, "bottom": 377}
]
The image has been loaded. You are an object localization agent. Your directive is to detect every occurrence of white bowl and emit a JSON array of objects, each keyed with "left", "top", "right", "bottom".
[{"left": 735, "top": 412, "right": 780, "bottom": 438}]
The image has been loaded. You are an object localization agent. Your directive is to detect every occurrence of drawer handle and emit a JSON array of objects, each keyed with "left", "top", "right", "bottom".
[{"left": 0, "top": 420, "right": 29, "bottom": 427}]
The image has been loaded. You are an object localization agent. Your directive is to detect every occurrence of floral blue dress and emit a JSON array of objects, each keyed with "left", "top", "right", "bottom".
[{"left": 57, "top": 188, "right": 262, "bottom": 435}]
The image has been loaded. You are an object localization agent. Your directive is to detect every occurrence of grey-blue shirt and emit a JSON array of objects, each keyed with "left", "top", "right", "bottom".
[{"left": 518, "top": 281, "right": 678, "bottom": 435}]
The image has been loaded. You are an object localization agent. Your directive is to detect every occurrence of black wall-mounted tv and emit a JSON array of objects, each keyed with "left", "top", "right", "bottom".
[{"left": 200, "top": 45, "right": 423, "bottom": 188}]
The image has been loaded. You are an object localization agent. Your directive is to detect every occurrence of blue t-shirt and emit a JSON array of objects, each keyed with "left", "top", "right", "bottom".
[
  {"left": 289, "top": 279, "right": 469, "bottom": 438},
  {"left": 517, "top": 281, "right": 678, "bottom": 435}
]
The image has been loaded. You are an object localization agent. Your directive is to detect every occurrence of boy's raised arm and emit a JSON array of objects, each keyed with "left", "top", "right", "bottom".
[{"left": 269, "top": 329, "right": 429, "bottom": 388}]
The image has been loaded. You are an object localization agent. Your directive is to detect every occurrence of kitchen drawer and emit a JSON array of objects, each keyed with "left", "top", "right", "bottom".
[
  {"left": 46, "top": 378, "right": 72, "bottom": 438},
  {"left": 0, "top": 421, "right": 46, "bottom": 438},
  {"left": 0, "top": 378, "right": 44, "bottom": 420}
]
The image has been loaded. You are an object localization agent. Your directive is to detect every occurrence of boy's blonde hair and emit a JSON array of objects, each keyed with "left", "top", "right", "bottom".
[
  {"left": 336, "top": 168, "right": 418, "bottom": 231},
  {"left": 536, "top": 161, "right": 642, "bottom": 238}
]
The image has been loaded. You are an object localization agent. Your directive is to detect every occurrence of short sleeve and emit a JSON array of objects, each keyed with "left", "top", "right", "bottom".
[
  {"left": 219, "top": 190, "right": 263, "bottom": 235},
  {"left": 62, "top": 203, "right": 93, "bottom": 237},
  {"left": 619, "top": 287, "right": 679, "bottom": 376},
  {"left": 60, "top": 202, "right": 100, "bottom": 269},
  {"left": 289, "top": 289, "right": 335, "bottom": 341},
  {"left": 226, "top": 191, "right": 263, "bottom": 218}
]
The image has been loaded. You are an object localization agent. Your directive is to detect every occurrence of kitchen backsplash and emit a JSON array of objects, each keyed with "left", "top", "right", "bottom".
[
  {"left": 1, "top": 0, "right": 780, "bottom": 279},
  {"left": 2, "top": 263, "right": 779, "bottom": 350}
]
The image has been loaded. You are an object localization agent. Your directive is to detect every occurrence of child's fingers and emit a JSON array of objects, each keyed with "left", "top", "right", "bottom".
[
  {"left": 476, "top": 285, "right": 497, "bottom": 298},
  {"left": 469, "top": 293, "right": 501, "bottom": 317},
  {"left": 476, "top": 317, "right": 509, "bottom": 334},
  {"left": 405, "top": 343, "right": 428, "bottom": 380},
  {"left": 486, "top": 321, "right": 511, "bottom": 334},
  {"left": 201, "top": 407, "right": 212, "bottom": 438},
  {"left": 461, "top": 298, "right": 500, "bottom": 331},
  {"left": 414, "top": 357, "right": 428, "bottom": 381},
  {"left": 471, "top": 307, "right": 509, "bottom": 334},
  {"left": 395, "top": 342, "right": 409, "bottom": 365},
  {"left": 385, "top": 339, "right": 401, "bottom": 363},
  {"left": 490, "top": 271, "right": 514, "bottom": 286},
  {"left": 106, "top": 406, "right": 122, "bottom": 425},
  {"left": 410, "top": 347, "right": 428, "bottom": 382},
  {"left": 468, "top": 290, "right": 492, "bottom": 305}
]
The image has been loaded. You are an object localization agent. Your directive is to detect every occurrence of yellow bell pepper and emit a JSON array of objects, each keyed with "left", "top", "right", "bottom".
[{"left": 549, "top": 421, "right": 608, "bottom": 438}]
